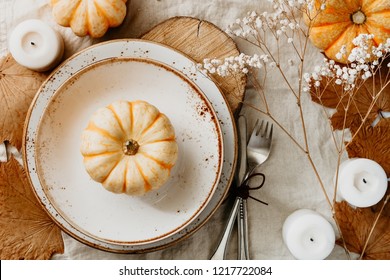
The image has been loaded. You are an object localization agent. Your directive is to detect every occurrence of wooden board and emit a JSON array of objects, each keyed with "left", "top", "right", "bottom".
[{"left": 142, "top": 16, "right": 246, "bottom": 114}]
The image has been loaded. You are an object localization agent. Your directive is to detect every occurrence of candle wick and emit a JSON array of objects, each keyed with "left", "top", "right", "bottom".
[
  {"left": 363, "top": 178, "right": 367, "bottom": 184},
  {"left": 310, "top": 238, "right": 314, "bottom": 242},
  {"left": 30, "top": 41, "right": 35, "bottom": 46}
]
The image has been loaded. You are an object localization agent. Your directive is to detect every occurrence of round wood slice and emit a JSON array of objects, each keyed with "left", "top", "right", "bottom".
[{"left": 141, "top": 16, "right": 246, "bottom": 114}]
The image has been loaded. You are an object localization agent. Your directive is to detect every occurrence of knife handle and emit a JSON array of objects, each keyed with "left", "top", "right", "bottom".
[
  {"left": 210, "top": 197, "right": 240, "bottom": 260},
  {"left": 236, "top": 115, "right": 248, "bottom": 259},
  {"left": 237, "top": 115, "right": 247, "bottom": 185},
  {"left": 238, "top": 198, "right": 249, "bottom": 259}
]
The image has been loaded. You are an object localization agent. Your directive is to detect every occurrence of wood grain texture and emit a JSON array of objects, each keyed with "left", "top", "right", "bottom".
[{"left": 142, "top": 16, "right": 246, "bottom": 114}]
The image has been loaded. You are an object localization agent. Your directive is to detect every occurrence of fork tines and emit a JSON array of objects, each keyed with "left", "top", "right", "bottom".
[{"left": 253, "top": 120, "right": 273, "bottom": 139}]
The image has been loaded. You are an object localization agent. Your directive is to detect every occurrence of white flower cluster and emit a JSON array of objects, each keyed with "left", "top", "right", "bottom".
[
  {"left": 225, "top": 0, "right": 324, "bottom": 47},
  {"left": 225, "top": 4, "right": 304, "bottom": 41},
  {"left": 306, "top": 34, "right": 390, "bottom": 91},
  {"left": 269, "top": 0, "right": 314, "bottom": 10},
  {"left": 203, "top": 1, "right": 325, "bottom": 77},
  {"left": 199, "top": 53, "right": 269, "bottom": 77}
]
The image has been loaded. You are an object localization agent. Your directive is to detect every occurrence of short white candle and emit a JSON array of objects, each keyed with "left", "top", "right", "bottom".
[
  {"left": 336, "top": 158, "right": 387, "bottom": 208},
  {"left": 282, "top": 209, "right": 335, "bottom": 260},
  {"left": 8, "top": 19, "right": 64, "bottom": 72}
]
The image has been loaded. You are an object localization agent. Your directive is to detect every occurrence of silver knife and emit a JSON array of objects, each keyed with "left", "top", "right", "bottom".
[
  {"left": 236, "top": 115, "right": 247, "bottom": 194},
  {"left": 210, "top": 115, "right": 247, "bottom": 260},
  {"left": 238, "top": 195, "right": 249, "bottom": 259},
  {"left": 236, "top": 116, "right": 248, "bottom": 260}
]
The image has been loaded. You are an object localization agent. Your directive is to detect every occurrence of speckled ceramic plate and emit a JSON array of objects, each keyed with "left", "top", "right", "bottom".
[{"left": 24, "top": 39, "right": 237, "bottom": 253}]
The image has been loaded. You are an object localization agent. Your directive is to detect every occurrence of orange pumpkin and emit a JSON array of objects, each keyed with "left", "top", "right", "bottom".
[{"left": 304, "top": 0, "right": 390, "bottom": 63}]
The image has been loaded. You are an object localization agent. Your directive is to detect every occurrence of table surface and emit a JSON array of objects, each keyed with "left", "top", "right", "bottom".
[{"left": 0, "top": 0, "right": 352, "bottom": 260}]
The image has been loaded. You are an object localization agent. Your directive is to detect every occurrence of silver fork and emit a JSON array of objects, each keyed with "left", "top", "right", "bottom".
[
  {"left": 238, "top": 119, "right": 273, "bottom": 259},
  {"left": 247, "top": 120, "right": 273, "bottom": 175}
]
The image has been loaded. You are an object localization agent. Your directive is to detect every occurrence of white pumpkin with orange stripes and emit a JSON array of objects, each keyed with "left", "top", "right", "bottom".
[
  {"left": 80, "top": 100, "right": 178, "bottom": 195},
  {"left": 51, "top": 0, "right": 128, "bottom": 38}
]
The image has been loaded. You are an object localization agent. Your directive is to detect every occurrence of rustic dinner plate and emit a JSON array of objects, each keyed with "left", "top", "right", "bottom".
[{"left": 23, "top": 39, "right": 237, "bottom": 253}]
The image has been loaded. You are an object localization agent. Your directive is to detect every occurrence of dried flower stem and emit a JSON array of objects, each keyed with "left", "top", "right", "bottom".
[
  {"left": 346, "top": 81, "right": 390, "bottom": 150},
  {"left": 359, "top": 194, "right": 389, "bottom": 259}
]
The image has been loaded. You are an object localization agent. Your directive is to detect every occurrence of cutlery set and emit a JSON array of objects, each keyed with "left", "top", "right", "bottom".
[{"left": 211, "top": 116, "right": 273, "bottom": 260}]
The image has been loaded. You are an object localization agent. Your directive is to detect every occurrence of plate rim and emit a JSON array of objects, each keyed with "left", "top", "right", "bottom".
[{"left": 22, "top": 38, "right": 238, "bottom": 253}]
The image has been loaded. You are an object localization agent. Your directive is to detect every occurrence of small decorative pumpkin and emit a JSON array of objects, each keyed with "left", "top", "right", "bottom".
[
  {"left": 304, "top": 0, "right": 390, "bottom": 63},
  {"left": 81, "top": 100, "right": 178, "bottom": 195},
  {"left": 51, "top": 0, "right": 128, "bottom": 38}
]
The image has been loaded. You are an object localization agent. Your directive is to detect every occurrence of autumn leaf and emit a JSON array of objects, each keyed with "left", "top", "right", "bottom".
[
  {"left": 0, "top": 54, "right": 47, "bottom": 150},
  {"left": 310, "top": 66, "right": 390, "bottom": 130},
  {"left": 335, "top": 201, "right": 390, "bottom": 260},
  {"left": 310, "top": 77, "right": 345, "bottom": 108},
  {"left": 0, "top": 158, "right": 64, "bottom": 259},
  {"left": 346, "top": 118, "right": 390, "bottom": 177},
  {"left": 372, "top": 187, "right": 390, "bottom": 218}
]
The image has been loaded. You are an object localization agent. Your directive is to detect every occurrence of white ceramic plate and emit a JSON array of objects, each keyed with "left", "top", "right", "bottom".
[{"left": 24, "top": 39, "right": 237, "bottom": 253}]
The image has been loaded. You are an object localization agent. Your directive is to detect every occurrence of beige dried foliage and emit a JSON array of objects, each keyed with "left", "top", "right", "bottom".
[
  {"left": 0, "top": 158, "right": 64, "bottom": 259},
  {"left": 0, "top": 54, "right": 47, "bottom": 150},
  {"left": 346, "top": 118, "right": 390, "bottom": 177},
  {"left": 335, "top": 201, "right": 390, "bottom": 260},
  {"left": 310, "top": 67, "right": 390, "bottom": 131}
]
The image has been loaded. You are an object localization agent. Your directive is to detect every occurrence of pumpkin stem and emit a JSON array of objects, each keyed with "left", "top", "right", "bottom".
[
  {"left": 351, "top": 10, "right": 366, "bottom": 25},
  {"left": 123, "top": 139, "right": 139, "bottom": 156}
]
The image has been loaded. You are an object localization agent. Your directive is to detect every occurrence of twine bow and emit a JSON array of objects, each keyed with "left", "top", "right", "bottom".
[{"left": 233, "top": 172, "right": 268, "bottom": 205}]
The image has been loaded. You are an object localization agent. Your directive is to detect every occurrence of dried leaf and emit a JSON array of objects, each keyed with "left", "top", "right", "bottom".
[
  {"left": 0, "top": 157, "right": 64, "bottom": 259},
  {"left": 310, "top": 78, "right": 345, "bottom": 108},
  {"left": 335, "top": 201, "right": 390, "bottom": 260},
  {"left": 346, "top": 118, "right": 390, "bottom": 177},
  {"left": 372, "top": 187, "right": 390, "bottom": 217},
  {"left": 0, "top": 54, "right": 47, "bottom": 150},
  {"left": 310, "top": 67, "right": 390, "bottom": 130}
]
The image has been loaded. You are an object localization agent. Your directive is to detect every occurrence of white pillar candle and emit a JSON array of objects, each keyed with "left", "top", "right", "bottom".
[
  {"left": 282, "top": 209, "right": 335, "bottom": 260},
  {"left": 8, "top": 19, "right": 64, "bottom": 72},
  {"left": 336, "top": 158, "right": 387, "bottom": 208}
]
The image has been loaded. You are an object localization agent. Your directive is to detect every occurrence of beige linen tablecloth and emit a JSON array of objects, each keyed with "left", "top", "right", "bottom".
[{"left": 0, "top": 0, "right": 350, "bottom": 260}]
